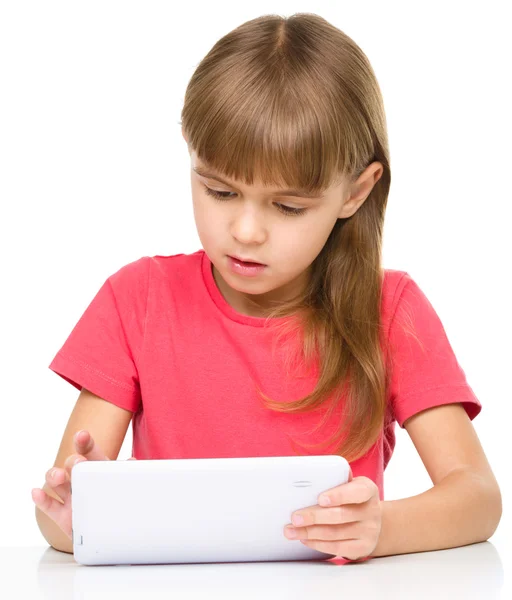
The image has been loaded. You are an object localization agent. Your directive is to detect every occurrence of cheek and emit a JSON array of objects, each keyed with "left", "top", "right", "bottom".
[
  {"left": 278, "top": 221, "right": 328, "bottom": 258},
  {"left": 277, "top": 223, "right": 334, "bottom": 275},
  {"left": 192, "top": 193, "right": 218, "bottom": 225},
  {"left": 192, "top": 195, "right": 223, "bottom": 247}
]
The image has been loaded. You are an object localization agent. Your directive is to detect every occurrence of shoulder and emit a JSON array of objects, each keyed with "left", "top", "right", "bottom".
[
  {"left": 146, "top": 249, "right": 204, "bottom": 280},
  {"left": 380, "top": 268, "right": 411, "bottom": 323},
  {"left": 382, "top": 268, "right": 411, "bottom": 297},
  {"left": 107, "top": 249, "right": 204, "bottom": 294}
]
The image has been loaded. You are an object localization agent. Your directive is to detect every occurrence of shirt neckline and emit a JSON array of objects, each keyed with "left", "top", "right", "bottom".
[{"left": 200, "top": 250, "right": 291, "bottom": 327}]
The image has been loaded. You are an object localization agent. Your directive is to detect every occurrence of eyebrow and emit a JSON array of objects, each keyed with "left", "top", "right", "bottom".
[{"left": 192, "top": 166, "right": 325, "bottom": 199}]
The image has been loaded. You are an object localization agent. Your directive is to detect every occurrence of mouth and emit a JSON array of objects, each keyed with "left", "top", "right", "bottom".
[{"left": 229, "top": 255, "right": 266, "bottom": 266}]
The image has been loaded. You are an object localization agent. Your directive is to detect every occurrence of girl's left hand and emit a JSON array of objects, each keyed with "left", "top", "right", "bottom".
[{"left": 283, "top": 468, "right": 382, "bottom": 561}]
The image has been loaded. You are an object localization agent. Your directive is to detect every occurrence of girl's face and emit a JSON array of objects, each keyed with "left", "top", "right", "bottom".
[{"left": 186, "top": 145, "right": 382, "bottom": 317}]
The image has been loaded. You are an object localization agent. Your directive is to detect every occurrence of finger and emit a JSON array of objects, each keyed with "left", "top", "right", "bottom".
[
  {"left": 299, "top": 537, "right": 367, "bottom": 561},
  {"left": 318, "top": 477, "right": 374, "bottom": 507},
  {"left": 31, "top": 488, "right": 72, "bottom": 539},
  {"left": 286, "top": 520, "right": 361, "bottom": 541},
  {"left": 74, "top": 430, "right": 110, "bottom": 461},
  {"left": 44, "top": 466, "right": 72, "bottom": 503},
  {"left": 291, "top": 504, "right": 362, "bottom": 527},
  {"left": 63, "top": 454, "right": 87, "bottom": 480}
]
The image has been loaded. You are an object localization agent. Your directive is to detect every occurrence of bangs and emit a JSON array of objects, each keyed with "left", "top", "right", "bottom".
[{"left": 182, "top": 69, "right": 356, "bottom": 195}]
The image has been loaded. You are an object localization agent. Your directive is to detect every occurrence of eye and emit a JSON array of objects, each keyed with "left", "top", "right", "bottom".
[{"left": 203, "top": 186, "right": 308, "bottom": 217}]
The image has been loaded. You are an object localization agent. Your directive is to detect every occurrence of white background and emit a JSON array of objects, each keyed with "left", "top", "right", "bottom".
[{"left": 0, "top": 0, "right": 510, "bottom": 555}]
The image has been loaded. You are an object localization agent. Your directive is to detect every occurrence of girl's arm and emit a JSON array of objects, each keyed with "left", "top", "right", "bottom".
[{"left": 370, "top": 403, "right": 502, "bottom": 558}]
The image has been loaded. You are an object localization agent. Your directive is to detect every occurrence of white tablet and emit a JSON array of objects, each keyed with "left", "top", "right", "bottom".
[{"left": 71, "top": 454, "right": 350, "bottom": 566}]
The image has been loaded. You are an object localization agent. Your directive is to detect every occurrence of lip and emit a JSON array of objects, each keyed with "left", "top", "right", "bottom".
[
  {"left": 227, "top": 256, "right": 267, "bottom": 277},
  {"left": 229, "top": 254, "right": 266, "bottom": 266}
]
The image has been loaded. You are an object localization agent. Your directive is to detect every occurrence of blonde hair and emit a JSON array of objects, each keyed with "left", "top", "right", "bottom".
[{"left": 180, "top": 13, "right": 402, "bottom": 462}]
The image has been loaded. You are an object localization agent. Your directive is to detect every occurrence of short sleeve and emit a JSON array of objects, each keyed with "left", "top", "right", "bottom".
[
  {"left": 387, "top": 273, "right": 482, "bottom": 428},
  {"left": 48, "top": 258, "right": 149, "bottom": 413}
]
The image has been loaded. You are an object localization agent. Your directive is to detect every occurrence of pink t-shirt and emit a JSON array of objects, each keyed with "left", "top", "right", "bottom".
[{"left": 48, "top": 249, "right": 482, "bottom": 563}]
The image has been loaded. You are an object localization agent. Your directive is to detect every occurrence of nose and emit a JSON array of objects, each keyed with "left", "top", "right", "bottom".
[{"left": 230, "top": 205, "right": 267, "bottom": 245}]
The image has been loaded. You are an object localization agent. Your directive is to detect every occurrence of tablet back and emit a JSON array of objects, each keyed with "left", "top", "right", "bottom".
[{"left": 71, "top": 454, "right": 350, "bottom": 565}]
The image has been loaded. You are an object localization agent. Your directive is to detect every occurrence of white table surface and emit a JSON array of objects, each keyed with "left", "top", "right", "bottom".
[{"left": 3, "top": 535, "right": 510, "bottom": 599}]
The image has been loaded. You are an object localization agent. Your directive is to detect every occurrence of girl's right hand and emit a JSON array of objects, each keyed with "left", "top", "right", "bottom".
[{"left": 31, "top": 430, "right": 136, "bottom": 540}]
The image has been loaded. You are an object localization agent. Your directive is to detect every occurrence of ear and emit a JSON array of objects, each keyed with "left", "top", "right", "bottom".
[{"left": 338, "top": 161, "right": 384, "bottom": 219}]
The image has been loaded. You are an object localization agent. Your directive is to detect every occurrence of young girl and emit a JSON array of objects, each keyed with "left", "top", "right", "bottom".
[{"left": 31, "top": 12, "right": 501, "bottom": 564}]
